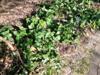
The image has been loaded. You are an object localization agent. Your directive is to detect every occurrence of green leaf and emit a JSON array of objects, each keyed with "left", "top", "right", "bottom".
[{"left": 39, "top": 19, "right": 47, "bottom": 28}]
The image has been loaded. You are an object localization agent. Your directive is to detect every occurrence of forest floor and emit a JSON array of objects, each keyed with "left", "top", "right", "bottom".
[{"left": 0, "top": 0, "right": 100, "bottom": 75}]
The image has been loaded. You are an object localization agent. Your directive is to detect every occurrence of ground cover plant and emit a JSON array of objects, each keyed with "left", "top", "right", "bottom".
[{"left": 0, "top": 0, "right": 100, "bottom": 75}]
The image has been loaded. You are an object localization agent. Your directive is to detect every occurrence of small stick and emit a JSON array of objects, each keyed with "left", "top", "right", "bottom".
[{"left": 0, "top": 36, "right": 23, "bottom": 64}]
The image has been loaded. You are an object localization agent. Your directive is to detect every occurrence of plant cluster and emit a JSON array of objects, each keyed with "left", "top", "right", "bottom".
[{"left": 0, "top": 0, "right": 100, "bottom": 75}]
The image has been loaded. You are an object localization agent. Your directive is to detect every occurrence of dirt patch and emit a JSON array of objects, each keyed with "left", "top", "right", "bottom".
[
  {"left": 0, "top": 0, "right": 45, "bottom": 26},
  {"left": 83, "top": 30, "right": 100, "bottom": 75},
  {"left": 56, "top": 40, "right": 91, "bottom": 75},
  {"left": 58, "top": 29, "right": 100, "bottom": 75}
]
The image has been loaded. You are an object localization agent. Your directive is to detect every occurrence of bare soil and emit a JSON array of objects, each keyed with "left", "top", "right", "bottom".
[
  {"left": 84, "top": 30, "right": 100, "bottom": 75},
  {"left": 0, "top": 0, "right": 44, "bottom": 26}
]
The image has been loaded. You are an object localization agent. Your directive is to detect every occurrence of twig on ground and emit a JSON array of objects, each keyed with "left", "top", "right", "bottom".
[{"left": 0, "top": 36, "right": 23, "bottom": 65}]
